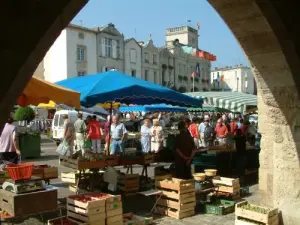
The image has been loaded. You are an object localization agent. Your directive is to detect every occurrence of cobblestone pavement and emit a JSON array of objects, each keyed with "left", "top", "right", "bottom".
[{"left": 2, "top": 137, "right": 259, "bottom": 225}]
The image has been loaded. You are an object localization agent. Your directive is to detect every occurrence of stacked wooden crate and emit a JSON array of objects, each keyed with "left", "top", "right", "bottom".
[
  {"left": 213, "top": 177, "right": 240, "bottom": 200},
  {"left": 61, "top": 171, "right": 86, "bottom": 193},
  {"left": 235, "top": 201, "right": 278, "bottom": 225},
  {"left": 118, "top": 173, "right": 139, "bottom": 195},
  {"left": 48, "top": 216, "right": 87, "bottom": 225},
  {"left": 67, "top": 193, "right": 106, "bottom": 225},
  {"left": 105, "top": 194, "right": 123, "bottom": 225},
  {"left": 155, "top": 178, "right": 196, "bottom": 219}
]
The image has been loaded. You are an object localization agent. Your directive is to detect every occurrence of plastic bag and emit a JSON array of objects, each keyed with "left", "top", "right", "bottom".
[
  {"left": 56, "top": 140, "right": 71, "bottom": 156},
  {"left": 83, "top": 139, "right": 92, "bottom": 149}
]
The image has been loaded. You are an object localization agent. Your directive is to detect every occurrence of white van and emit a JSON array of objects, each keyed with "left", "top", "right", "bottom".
[{"left": 52, "top": 110, "right": 106, "bottom": 145}]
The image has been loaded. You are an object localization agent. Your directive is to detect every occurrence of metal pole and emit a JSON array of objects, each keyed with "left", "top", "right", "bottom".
[{"left": 193, "top": 75, "right": 195, "bottom": 92}]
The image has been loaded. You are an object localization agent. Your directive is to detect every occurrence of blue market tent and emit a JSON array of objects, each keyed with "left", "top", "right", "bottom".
[
  {"left": 119, "top": 104, "right": 187, "bottom": 113},
  {"left": 56, "top": 71, "right": 203, "bottom": 107}
]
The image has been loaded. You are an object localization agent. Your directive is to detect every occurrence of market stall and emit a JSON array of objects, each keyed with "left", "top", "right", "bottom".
[
  {"left": 56, "top": 71, "right": 203, "bottom": 192},
  {"left": 186, "top": 91, "right": 257, "bottom": 114}
]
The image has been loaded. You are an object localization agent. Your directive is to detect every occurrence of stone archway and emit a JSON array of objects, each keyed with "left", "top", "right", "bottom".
[
  {"left": 208, "top": 0, "right": 300, "bottom": 223},
  {"left": 0, "top": 0, "right": 299, "bottom": 223}
]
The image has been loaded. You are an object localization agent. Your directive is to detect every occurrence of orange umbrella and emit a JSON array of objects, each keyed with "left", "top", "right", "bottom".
[{"left": 17, "top": 77, "right": 81, "bottom": 109}]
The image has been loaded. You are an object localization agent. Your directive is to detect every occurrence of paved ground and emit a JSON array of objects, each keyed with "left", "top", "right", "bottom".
[{"left": 3, "top": 137, "right": 260, "bottom": 225}]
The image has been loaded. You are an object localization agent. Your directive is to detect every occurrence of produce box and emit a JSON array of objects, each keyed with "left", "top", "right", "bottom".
[
  {"left": 48, "top": 216, "right": 87, "bottom": 225},
  {"left": 67, "top": 193, "right": 107, "bottom": 224},
  {"left": 155, "top": 178, "right": 194, "bottom": 192},
  {"left": 0, "top": 189, "right": 57, "bottom": 217},
  {"left": 235, "top": 201, "right": 278, "bottom": 225},
  {"left": 33, "top": 165, "right": 58, "bottom": 179},
  {"left": 61, "top": 171, "right": 91, "bottom": 184},
  {"left": 105, "top": 156, "right": 119, "bottom": 166},
  {"left": 204, "top": 199, "right": 235, "bottom": 215},
  {"left": 59, "top": 156, "right": 106, "bottom": 170},
  {"left": 123, "top": 213, "right": 153, "bottom": 225}
]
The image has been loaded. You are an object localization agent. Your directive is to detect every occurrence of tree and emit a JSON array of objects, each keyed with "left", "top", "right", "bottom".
[{"left": 14, "top": 106, "right": 35, "bottom": 122}]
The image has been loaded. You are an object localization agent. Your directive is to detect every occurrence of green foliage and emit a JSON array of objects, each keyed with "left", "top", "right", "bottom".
[{"left": 14, "top": 106, "right": 35, "bottom": 122}]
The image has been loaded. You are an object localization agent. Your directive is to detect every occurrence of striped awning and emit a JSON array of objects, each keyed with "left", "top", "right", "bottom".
[{"left": 186, "top": 92, "right": 257, "bottom": 113}]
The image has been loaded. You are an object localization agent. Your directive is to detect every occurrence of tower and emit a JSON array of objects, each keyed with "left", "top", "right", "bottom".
[{"left": 165, "top": 26, "right": 199, "bottom": 48}]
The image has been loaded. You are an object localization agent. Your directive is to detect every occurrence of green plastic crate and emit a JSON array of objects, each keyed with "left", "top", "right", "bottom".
[{"left": 204, "top": 199, "right": 235, "bottom": 215}]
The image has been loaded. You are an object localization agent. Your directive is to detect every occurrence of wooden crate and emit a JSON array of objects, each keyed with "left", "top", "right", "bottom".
[
  {"left": 154, "top": 174, "right": 172, "bottom": 182},
  {"left": 33, "top": 166, "right": 58, "bottom": 179},
  {"left": 106, "top": 201, "right": 122, "bottom": 211},
  {"left": 155, "top": 178, "right": 195, "bottom": 192},
  {"left": 123, "top": 213, "right": 153, "bottom": 225},
  {"left": 48, "top": 216, "right": 87, "bottom": 225},
  {"left": 156, "top": 206, "right": 195, "bottom": 219},
  {"left": 106, "top": 156, "right": 119, "bottom": 166},
  {"left": 67, "top": 211, "right": 105, "bottom": 225},
  {"left": 0, "top": 189, "right": 57, "bottom": 217},
  {"left": 118, "top": 173, "right": 139, "bottom": 194},
  {"left": 143, "top": 154, "right": 154, "bottom": 164},
  {"left": 67, "top": 194, "right": 106, "bottom": 210},
  {"left": 235, "top": 201, "right": 278, "bottom": 225},
  {"left": 105, "top": 194, "right": 122, "bottom": 203},
  {"left": 235, "top": 216, "right": 279, "bottom": 225},
  {"left": 106, "top": 208, "right": 123, "bottom": 218},
  {"left": 213, "top": 177, "right": 240, "bottom": 195},
  {"left": 107, "top": 214, "right": 123, "bottom": 224},
  {"left": 59, "top": 156, "right": 106, "bottom": 169}
]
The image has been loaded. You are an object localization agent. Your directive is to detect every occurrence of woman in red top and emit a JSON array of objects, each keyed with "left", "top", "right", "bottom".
[
  {"left": 188, "top": 117, "right": 200, "bottom": 149},
  {"left": 87, "top": 115, "right": 103, "bottom": 153}
]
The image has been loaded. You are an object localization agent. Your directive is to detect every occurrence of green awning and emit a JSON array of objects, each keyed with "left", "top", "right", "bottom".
[
  {"left": 186, "top": 92, "right": 257, "bottom": 114},
  {"left": 188, "top": 106, "right": 231, "bottom": 112}
]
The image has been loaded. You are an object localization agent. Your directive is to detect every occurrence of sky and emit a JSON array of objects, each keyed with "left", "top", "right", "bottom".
[{"left": 72, "top": 0, "right": 248, "bottom": 67}]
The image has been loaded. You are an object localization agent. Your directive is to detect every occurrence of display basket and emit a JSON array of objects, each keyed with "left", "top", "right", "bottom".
[{"left": 6, "top": 162, "right": 34, "bottom": 180}]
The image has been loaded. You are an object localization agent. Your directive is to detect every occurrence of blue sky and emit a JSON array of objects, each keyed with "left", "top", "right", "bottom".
[{"left": 72, "top": 0, "right": 247, "bottom": 67}]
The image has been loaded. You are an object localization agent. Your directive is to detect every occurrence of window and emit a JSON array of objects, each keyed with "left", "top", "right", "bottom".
[
  {"left": 144, "top": 52, "right": 149, "bottom": 63},
  {"left": 105, "top": 38, "right": 112, "bottom": 57},
  {"left": 53, "top": 114, "right": 59, "bottom": 126},
  {"left": 131, "top": 70, "right": 136, "bottom": 77},
  {"left": 77, "top": 71, "right": 86, "bottom": 76},
  {"left": 178, "top": 64, "right": 181, "bottom": 74},
  {"left": 116, "top": 40, "right": 120, "bottom": 58},
  {"left": 154, "top": 71, "right": 157, "bottom": 83},
  {"left": 59, "top": 115, "right": 66, "bottom": 126},
  {"left": 130, "top": 49, "right": 136, "bottom": 63},
  {"left": 145, "top": 70, "right": 148, "bottom": 80},
  {"left": 153, "top": 54, "right": 157, "bottom": 65},
  {"left": 77, "top": 46, "right": 85, "bottom": 61}
]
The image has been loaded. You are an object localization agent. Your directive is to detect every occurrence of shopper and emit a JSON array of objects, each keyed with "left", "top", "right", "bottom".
[
  {"left": 87, "top": 115, "right": 103, "bottom": 153},
  {"left": 62, "top": 114, "right": 76, "bottom": 155},
  {"left": 74, "top": 113, "right": 87, "bottom": 155},
  {"left": 174, "top": 121, "right": 196, "bottom": 179},
  {"left": 0, "top": 114, "right": 20, "bottom": 164},
  {"left": 189, "top": 117, "right": 200, "bottom": 149},
  {"left": 215, "top": 118, "right": 229, "bottom": 145},
  {"left": 140, "top": 119, "right": 152, "bottom": 153},
  {"left": 150, "top": 119, "right": 163, "bottom": 153},
  {"left": 203, "top": 119, "right": 214, "bottom": 147},
  {"left": 111, "top": 115, "right": 127, "bottom": 155},
  {"left": 233, "top": 129, "right": 247, "bottom": 182}
]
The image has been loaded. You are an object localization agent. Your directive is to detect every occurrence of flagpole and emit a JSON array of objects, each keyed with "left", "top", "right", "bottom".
[{"left": 193, "top": 75, "right": 195, "bottom": 92}]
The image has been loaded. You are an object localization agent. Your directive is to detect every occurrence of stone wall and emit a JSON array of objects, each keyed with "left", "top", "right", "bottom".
[{"left": 208, "top": 0, "right": 300, "bottom": 224}]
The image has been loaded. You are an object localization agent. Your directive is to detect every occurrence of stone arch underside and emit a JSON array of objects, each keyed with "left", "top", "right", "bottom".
[
  {"left": 0, "top": 0, "right": 300, "bottom": 224},
  {"left": 208, "top": 0, "right": 300, "bottom": 224},
  {"left": 0, "top": 0, "right": 88, "bottom": 130}
]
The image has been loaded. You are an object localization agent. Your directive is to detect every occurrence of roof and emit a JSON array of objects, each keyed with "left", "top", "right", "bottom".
[
  {"left": 186, "top": 91, "right": 257, "bottom": 113},
  {"left": 211, "top": 65, "right": 250, "bottom": 72},
  {"left": 68, "top": 24, "right": 97, "bottom": 33},
  {"left": 124, "top": 38, "right": 142, "bottom": 48}
]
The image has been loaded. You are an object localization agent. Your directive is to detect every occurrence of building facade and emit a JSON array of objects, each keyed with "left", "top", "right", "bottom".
[
  {"left": 43, "top": 24, "right": 97, "bottom": 83},
  {"left": 124, "top": 38, "right": 142, "bottom": 78},
  {"left": 210, "top": 65, "right": 256, "bottom": 94},
  {"left": 140, "top": 39, "right": 160, "bottom": 84},
  {"left": 96, "top": 23, "right": 124, "bottom": 72},
  {"left": 159, "top": 48, "right": 175, "bottom": 88},
  {"left": 165, "top": 26, "right": 211, "bottom": 92}
]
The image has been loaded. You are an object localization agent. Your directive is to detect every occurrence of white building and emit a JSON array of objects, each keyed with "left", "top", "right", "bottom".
[
  {"left": 210, "top": 65, "right": 256, "bottom": 94},
  {"left": 124, "top": 38, "right": 142, "bottom": 78},
  {"left": 44, "top": 24, "right": 97, "bottom": 83},
  {"left": 140, "top": 39, "right": 161, "bottom": 84},
  {"left": 96, "top": 23, "right": 124, "bottom": 72}
]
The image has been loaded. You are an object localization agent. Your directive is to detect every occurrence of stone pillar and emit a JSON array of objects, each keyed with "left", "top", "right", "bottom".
[{"left": 254, "top": 65, "right": 300, "bottom": 224}]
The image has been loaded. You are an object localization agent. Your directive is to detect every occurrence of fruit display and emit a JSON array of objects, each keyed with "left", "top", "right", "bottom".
[
  {"left": 81, "top": 153, "right": 105, "bottom": 162},
  {"left": 84, "top": 192, "right": 109, "bottom": 200},
  {"left": 239, "top": 203, "right": 270, "bottom": 214}
]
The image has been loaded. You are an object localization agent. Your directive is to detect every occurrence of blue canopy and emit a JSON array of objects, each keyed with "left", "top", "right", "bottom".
[
  {"left": 57, "top": 104, "right": 109, "bottom": 115},
  {"left": 56, "top": 71, "right": 203, "bottom": 108},
  {"left": 119, "top": 104, "right": 187, "bottom": 113}
]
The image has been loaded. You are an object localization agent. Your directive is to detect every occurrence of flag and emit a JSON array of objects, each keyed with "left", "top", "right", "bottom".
[
  {"left": 187, "top": 19, "right": 191, "bottom": 23},
  {"left": 191, "top": 63, "right": 200, "bottom": 77},
  {"left": 197, "top": 21, "right": 200, "bottom": 30}
]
